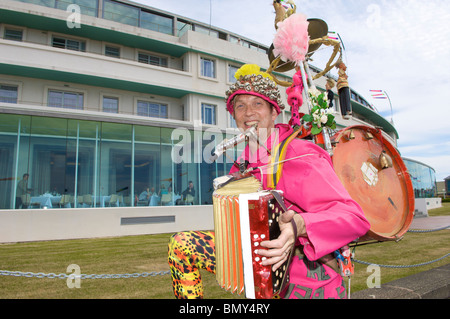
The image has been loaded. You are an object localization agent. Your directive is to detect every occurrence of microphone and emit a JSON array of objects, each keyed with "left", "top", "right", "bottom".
[{"left": 210, "top": 126, "right": 257, "bottom": 162}]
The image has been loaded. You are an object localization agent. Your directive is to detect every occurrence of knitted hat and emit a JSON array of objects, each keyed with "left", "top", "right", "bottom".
[{"left": 225, "top": 64, "right": 285, "bottom": 115}]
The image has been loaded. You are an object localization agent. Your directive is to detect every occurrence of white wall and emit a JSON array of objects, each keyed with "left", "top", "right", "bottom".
[{"left": 0, "top": 205, "right": 214, "bottom": 243}]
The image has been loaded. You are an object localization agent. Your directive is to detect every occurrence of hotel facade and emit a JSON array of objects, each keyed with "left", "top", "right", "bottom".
[{"left": 1, "top": 0, "right": 431, "bottom": 242}]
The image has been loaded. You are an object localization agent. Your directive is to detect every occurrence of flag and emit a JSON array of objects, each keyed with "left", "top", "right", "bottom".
[
  {"left": 328, "top": 31, "right": 339, "bottom": 41},
  {"left": 370, "top": 90, "right": 388, "bottom": 99}
]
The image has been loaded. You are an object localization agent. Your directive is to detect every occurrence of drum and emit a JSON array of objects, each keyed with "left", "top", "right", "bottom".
[{"left": 330, "top": 125, "right": 415, "bottom": 242}]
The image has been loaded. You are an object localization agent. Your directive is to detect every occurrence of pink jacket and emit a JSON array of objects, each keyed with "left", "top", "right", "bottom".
[{"left": 230, "top": 124, "right": 370, "bottom": 261}]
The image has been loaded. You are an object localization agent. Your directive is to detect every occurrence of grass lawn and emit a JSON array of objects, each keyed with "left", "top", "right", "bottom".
[{"left": 0, "top": 204, "right": 448, "bottom": 299}]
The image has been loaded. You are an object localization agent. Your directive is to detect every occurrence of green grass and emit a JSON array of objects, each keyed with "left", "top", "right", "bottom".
[{"left": 0, "top": 204, "right": 448, "bottom": 299}]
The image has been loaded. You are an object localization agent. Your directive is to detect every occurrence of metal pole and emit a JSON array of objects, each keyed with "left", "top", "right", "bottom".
[
  {"left": 384, "top": 91, "right": 394, "bottom": 124},
  {"left": 300, "top": 61, "right": 334, "bottom": 156}
]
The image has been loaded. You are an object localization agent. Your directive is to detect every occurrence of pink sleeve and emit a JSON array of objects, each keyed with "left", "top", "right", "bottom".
[{"left": 278, "top": 142, "right": 370, "bottom": 261}]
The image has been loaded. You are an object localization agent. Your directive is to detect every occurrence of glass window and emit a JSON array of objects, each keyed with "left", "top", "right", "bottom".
[
  {"left": 52, "top": 36, "right": 86, "bottom": 52},
  {"left": 102, "top": 96, "right": 118, "bottom": 113},
  {"left": 140, "top": 10, "right": 173, "bottom": 35},
  {"left": 0, "top": 85, "right": 18, "bottom": 103},
  {"left": 99, "top": 122, "right": 132, "bottom": 207},
  {"left": 28, "top": 117, "right": 69, "bottom": 201},
  {"left": 55, "top": 0, "right": 98, "bottom": 17},
  {"left": 229, "top": 113, "right": 237, "bottom": 128},
  {"left": 103, "top": 0, "right": 139, "bottom": 26},
  {"left": 17, "top": 0, "right": 98, "bottom": 17},
  {"left": 177, "top": 20, "right": 192, "bottom": 37},
  {"left": 138, "top": 53, "right": 168, "bottom": 68},
  {"left": 137, "top": 101, "right": 168, "bottom": 119},
  {"left": 194, "top": 25, "right": 218, "bottom": 38},
  {"left": 134, "top": 126, "right": 161, "bottom": 207},
  {"left": 202, "top": 103, "right": 216, "bottom": 125},
  {"left": 4, "top": 28, "right": 23, "bottom": 41},
  {"left": 201, "top": 57, "right": 215, "bottom": 78},
  {"left": 48, "top": 90, "right": 84, "bottom": 109},
  {"left": 105, "top": 45, "right": 120, "bottom": 58},
  {"left": 404, "top": 159, "right": 437, "bottom": 198},
  {"left": 228, "top": 65, "right": 239, "bottom": 83},
  {"left": 229, "top": 35, "right": 239, "bottom": 44},
  {"left": 0, "top": 113, "right": 241, "bottom": 210},
  {"left": 66, "top": 120, "right": 100, "bottom": 208},
  {"left": 0, "top": 114, "right": 31, "bottom": 209}
]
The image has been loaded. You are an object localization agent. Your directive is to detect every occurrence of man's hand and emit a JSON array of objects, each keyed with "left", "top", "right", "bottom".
[{"left": 257, "top": 210, "right": 305, "bottom": 271}]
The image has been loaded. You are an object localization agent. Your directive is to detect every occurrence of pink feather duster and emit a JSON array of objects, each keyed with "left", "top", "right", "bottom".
[{"left": 273, "top": 13, "right": 310, "bottom": 66}]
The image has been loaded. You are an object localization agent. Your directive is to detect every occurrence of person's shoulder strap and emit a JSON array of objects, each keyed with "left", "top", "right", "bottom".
[{"left": 266, "top": 126, "right": 305, "bottom": 189}]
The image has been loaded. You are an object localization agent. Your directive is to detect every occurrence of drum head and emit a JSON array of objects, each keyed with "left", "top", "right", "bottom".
[{"left": 332, "top": 126, "right": 415, "bottom": 242}]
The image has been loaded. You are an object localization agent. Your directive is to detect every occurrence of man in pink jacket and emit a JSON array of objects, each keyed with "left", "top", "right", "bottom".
[{"left": 168, "top": 65, "right": 370, "bottom": 299}]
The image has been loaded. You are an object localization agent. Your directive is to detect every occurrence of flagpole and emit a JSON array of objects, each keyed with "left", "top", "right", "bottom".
[
  {"left": 383, "top": 90, "right": 394, "bottom": 125},
  {"left": 370, "top": 90, "right": 394, "bottom": 125}
]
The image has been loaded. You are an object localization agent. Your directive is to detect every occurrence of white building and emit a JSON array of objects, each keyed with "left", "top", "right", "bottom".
[{"left": 0, "top": 0, "right": 399, "bottom": 242}]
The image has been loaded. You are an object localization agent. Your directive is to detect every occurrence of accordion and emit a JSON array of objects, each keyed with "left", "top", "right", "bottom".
[{"left": 212, "top": 174, "right": 291, "bottom": 299}]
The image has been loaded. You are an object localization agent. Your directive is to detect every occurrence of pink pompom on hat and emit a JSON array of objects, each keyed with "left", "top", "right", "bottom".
[{"left": 225, "top": 64, "right": 284, "bottom": 115}]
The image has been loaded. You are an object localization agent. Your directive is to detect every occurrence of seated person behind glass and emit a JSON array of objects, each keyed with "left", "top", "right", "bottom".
[
  {"left": 138, "top": 187, "right": 153, "bottom": 204},
  {"left": 159, "top": 185, "right": 168, "bottom": 195},
  {"left": 182, "top": 181, "right": 195, "bottom": 204}
]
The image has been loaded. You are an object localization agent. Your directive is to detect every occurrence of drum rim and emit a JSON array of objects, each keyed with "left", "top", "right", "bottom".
[{"left": 332, "top": 125, "right": 415, "bottom": 242}]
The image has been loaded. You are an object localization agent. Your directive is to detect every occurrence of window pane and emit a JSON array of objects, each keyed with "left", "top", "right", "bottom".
[
  {"left": 100, "top": 122, "right": 132, "bottom": 207},
  {"left": 202, "top": 104, "right": 216, "bottom": 125},
  {"left": 134, "top": 126, "right": 161, "bottom": 207},
  {"left": 149, "top": 103, "right": 160, "bottom": 117},
  {"left": 55, "top": 0, "right": 98, "bottom": 17},
  {"left": 103, "top": 97, "right": 118, "bottom": 113},
  {"left": 0, "top": 85, "right": 18, "bottom": 103},
  {"left": 201, "top": 58, "right": 215, "bottom": 78},
  {"left": 177, "top": 20, "right": 192, "bottom": 37},
  {"left": 139, "top": 53, "right": 168, "bottom": 67},
  {"left": 105, "top": 46, "right": 120, "bottom": 58},
  {"left": 160, "top": 105, "right": 168, "bottom": 119},
  {"left": 140, "top": 10, "right": 173, "bottom": 35},
  {"left": 52, "top": 37, "right": 85, "bottom": 52},
  {"left": 48, "top": 90, "right": 83, "bottom": 109},
  {"left": 138, "top": 53, "right": 149, "bottom": 64},
  {"left": 52, "top": 37, "right": 66, "bottom": 49},
  {"left": 228, "top": 65, "right": 239, "bottom": 83},
  {"left": 0, "top": 114, "right": 31, "bottom": 209},
  {"left": 48, "top": 91, "right": 63, "bottom": 107},
  {"left": 194, "top": 25, "right": 218, "bottom": 38},
  {"left": 103, "top": 0, "right": 139, "bottom": 27},
  {"left": 137, "top": 101, "right": 148, "bottom": 116},
  {"left": 137, "top": 101, "right": 168, "bottom": 119},
  {"left": 4, "top": 29, "right": 23, "bottom": 41}
]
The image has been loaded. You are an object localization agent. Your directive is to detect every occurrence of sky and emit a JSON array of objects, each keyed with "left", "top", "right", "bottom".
[{"left": 135, "top": 0, "right": 450, "bottom": 181}]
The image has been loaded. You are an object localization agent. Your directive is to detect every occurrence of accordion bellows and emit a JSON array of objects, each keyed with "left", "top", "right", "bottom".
[{"left": 213, "top": 175, "right": 290, "bottom": 299}]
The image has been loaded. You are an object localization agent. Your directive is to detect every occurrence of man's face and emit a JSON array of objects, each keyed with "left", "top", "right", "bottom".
[{"left": 232, "top": 95, "right": 278, "bottom": 138}]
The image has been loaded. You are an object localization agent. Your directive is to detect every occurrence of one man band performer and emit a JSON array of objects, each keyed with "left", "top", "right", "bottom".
[{"left": 168, "top": 65, "right": 370, "bottom": 299}]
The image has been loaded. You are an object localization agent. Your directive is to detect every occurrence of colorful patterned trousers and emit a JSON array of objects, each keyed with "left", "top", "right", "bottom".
[
  {"left": 168, "top": 230, "right": 347, "bottom": 299},
  {"left": 168, "top": 230, "right": 216, "bottom": 299}
]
